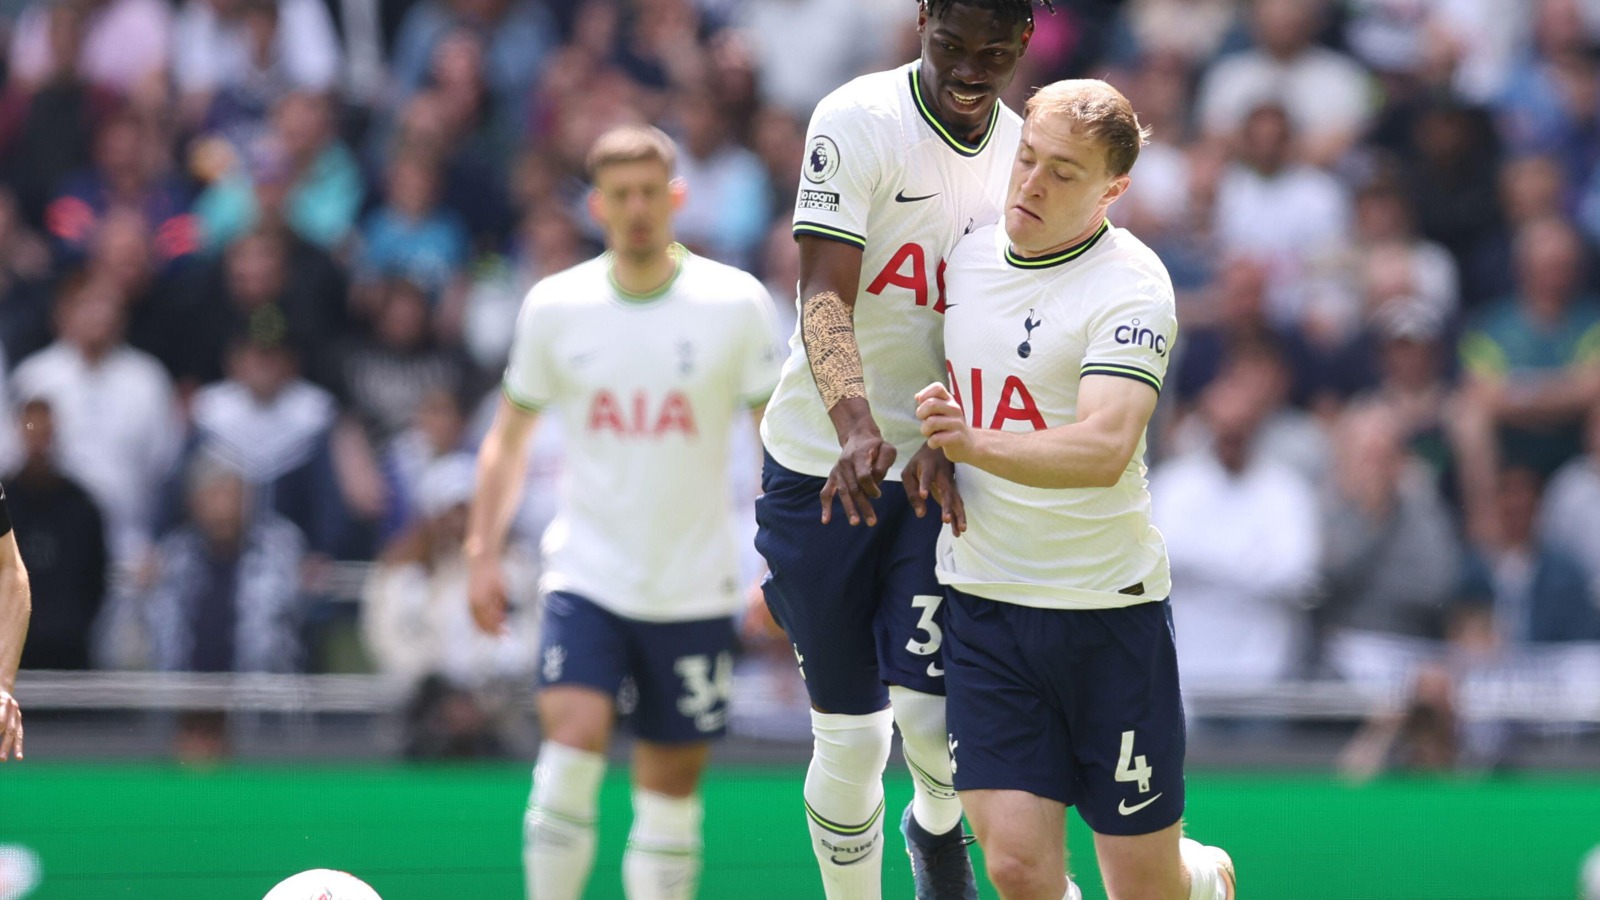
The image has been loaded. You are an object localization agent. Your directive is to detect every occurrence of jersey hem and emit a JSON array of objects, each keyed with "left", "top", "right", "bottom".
[{"left": 936, "top": 570, "right": 1168, "bottom": 611}]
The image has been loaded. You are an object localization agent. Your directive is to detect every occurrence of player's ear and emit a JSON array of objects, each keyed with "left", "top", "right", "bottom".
[
  {"left": 586, "top": 188, "right": 603, "bottom": 225},
  {"left": 669, "top": 177, "right": 687, "bottom": 211},
  {"left": 1019, "top": 22, "right": 1034, "bottom": 55},
  {"left": 916, "top": 2, "right": 928, "bottom": 34},
  {"left": 1101, "top": 173, "right": 1132, "bottom": 208}
]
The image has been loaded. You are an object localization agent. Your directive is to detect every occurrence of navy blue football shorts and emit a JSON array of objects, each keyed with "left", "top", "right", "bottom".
[
  {"left": 754, "top": 453, "right": 946, "bottom": 715},
  {"left": 537, "top": 591, "right": 736, "bottom": 744},
  {"left": 943, "top": 587, "right": 1187, "bottom": 836}
]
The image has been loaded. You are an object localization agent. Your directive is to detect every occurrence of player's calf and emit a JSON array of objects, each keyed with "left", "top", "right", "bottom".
[{"left": 805, "top": 708, "right": 895, "bottom": 899}]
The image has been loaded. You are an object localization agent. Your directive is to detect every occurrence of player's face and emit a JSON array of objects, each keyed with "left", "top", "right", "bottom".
[
  {"left": 917, "top": 3, "right": 1031, "bottom": 136},
  {"left": 1004, "top": 113, "right": 1130, "bottom": 256},
  {"left": 589, "top": 159, "right": 682, "bottom": 260}
]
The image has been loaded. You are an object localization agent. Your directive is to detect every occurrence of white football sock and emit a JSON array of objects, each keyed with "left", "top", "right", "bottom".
[
  {"left": 623, "top": 788, "right": 703, "bottom": 900},
  {"left": 524, "top": 742, "right": 606, "bottom": 900},
  {"left": 805, "top": 708, "right": 895, "bottom": 899},
  {"left": 1180, "top": 837, "right": 1232, "bottom": 900},
  {"left": 1064, "top": 879, "right": 1083, "bottom": 900},
  {"left": 888, "top": 685, "right": 963, "bottom": 835}
]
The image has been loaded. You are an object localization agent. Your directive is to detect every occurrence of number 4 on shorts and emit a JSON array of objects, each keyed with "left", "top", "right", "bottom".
[{"left": 1115, "top": 730, "right": 1154, "bottom": 794}]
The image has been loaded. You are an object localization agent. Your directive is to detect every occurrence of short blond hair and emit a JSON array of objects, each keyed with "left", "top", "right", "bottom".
[
  {"left": 586, "top": 125, "right": 678, "bottom": 180},
  {"left": 1025, "top": 80, "right": 1150, "bottom": 177}
]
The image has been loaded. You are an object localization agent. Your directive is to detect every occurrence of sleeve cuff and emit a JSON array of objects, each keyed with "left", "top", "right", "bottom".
[
  {"left": 502, "top": 381, "right": 545, "bottom": 412},
  {"left": 793, "top": 222, "right": 867, "bottom": 250},
  {"left": 1080, "top": 363, "right": 1162, "bottom": 395}
]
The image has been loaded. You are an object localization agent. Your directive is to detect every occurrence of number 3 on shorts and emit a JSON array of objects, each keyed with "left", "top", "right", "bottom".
[
  {"left": 905, "top": 594, "right": 944, "bottom": 656},
  {"left": 675, "top": 652, "right": 734, "bottom": 733},
  {"left": 1115, "top": 729, "right": 1155, "bottom": 793}
]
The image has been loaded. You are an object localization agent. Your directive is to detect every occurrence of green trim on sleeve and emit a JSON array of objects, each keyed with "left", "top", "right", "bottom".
[
  {"left": 1080, "top": 363, "right": 1162, "bottom": 395},
  {"left": 793, "top": 222, "right": 867, "bottom": 250},
  {"left": 501, "top": 380, "right": 545, "bottom": 413}
]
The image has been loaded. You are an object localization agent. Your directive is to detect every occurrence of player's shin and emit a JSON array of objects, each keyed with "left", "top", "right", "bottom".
[
  {"left": 524, "top": 741, "right": 606, "bottom": 900},
  {"left": 888, "top": 685, "right": 963, "bottom": 835},
  {"left": 805, "top": 708, "right": 895, "bottom": 899},
  {"left": 622, "top": 788, "right": 703, "bottom": 900}
]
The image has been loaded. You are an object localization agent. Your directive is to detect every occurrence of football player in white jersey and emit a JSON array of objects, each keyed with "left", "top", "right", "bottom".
[
  {"left": 464, "top": 125, "right": 782, "bottom": 900},
  {"left": 754, "top": 2, "right": 1050, "bottom": 898},
  {"left": 916, "top": 81, "right": 1236, "bottom": 900}
]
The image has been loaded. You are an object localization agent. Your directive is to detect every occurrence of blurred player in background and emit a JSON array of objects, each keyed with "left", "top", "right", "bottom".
[
  {"left": 916, "top": 80, "right": 1234, "bottom": 900},
  {"left": 0, "top": 483, "right": 32, "bottom": 761},
  {"left": 753, "top": 1, "right": 1050, "bottom": 897},
  {"left": 465, "top": 125, "right": 782, "bottom": 900}
]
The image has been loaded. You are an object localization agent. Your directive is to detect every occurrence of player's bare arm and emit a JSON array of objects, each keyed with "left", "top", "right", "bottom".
[
  {"left": 799, "top": 235, "right": 900, "bottom": 528},
  {"left": 0, "top": 529, "right": 31, "bottom": 761},
  {"left": 464, "top": 395, "right": 540, "bottom": 634},
  {"left": 916, "top": 374, "right": 1158, "bottom": 488}
]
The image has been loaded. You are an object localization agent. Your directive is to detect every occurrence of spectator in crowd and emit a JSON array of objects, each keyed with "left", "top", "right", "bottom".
[
  {"left": 338, "top": 276, "right": 470, "bottom": 445},
  {"left": 1457, "top": 465, "right": 1600, "bottom": 651},
  {"left": 11, "top": 272, "right": 179, "bottom": 566},
  {"left": 0, "top": 2, "right": 123, "bottom": 224},
  {"left": 1169, "top": 339, "right": 1329, "bottom": 481},
  {"left": 378, "top": 384, "right": 467, "bottom": 541},
  {"left": 1347, "top": 175, "right": 1460, "bottom": 329},
  {"left": 1151, "top": 372, "right": 1323, "bottom": 691},
  {"left": 1317, "top": 402, "right": 1463, "bottom": 688},
  {"left": 1539, "top": 401, "right": 1600, "bottom": 599},
  {"left": 1459, "top": 216, "right": 1600, "bottom": 477},
  {"left": 669, "top": 85, "right": 770, "bottom": 270},
  {"left": 0, "top": 186, "right": 52, "bottom": 374},
  {"left": 390, "top": 0, "right": 555, "bottom": 119},
  {"left": 185, "top": 327, "right": 347, "bottom": 558},
  {"left": 9, "top": 398, "right": 108, "bottom": 671},
  {"left": 44, "top": 110, "right": 196, "bottom": 269},
  {"left": 732, "top": 0, "right": 909, "bottom": 118},
  {"left": 352, "top": 151, "right": 469, "bottom": 325},
  {"left": 361, "top": 453, "right": 536, "bottom": 692},
  {"left": 85, "top": 207, "right": 189, "bottom": 386},
  {"left": 194, "top": 90, "right": 364, "bottom": 252},
  {"left": 1494, "top": 0, "right": 1600, "bottom": 190},
  {"left": 1213, "top": 102, "right": 1353, "bottom": 335},
  {"left": 7, "top": 0, "right": 172, "bottom": 96},
  {"left": 375, "top": 88, "right": 513, "bottom": 250},
  {"left": 143, "top": 452, "right": 307, "bottom": 674},
  {"left": 1337, "top": 662, "right": 1460, "bottom": 782},
  {"left": 461, "top": 206, "right": 587, "bottom": 373},
  {"left": 1113, "top": 0, "right": 1241, "bottom": 69},
  {"left": 1196, "top": 0, "right": 1373, "bottom": 167},
  {"left": 172, "top": 0, "right": 341, "bottom": 133},
  {"left": 1400, "top": 95, "right": 1507, "bottom": 307},
  {"left": 172, "top": 226, "right": 344, "bottom": 390}
]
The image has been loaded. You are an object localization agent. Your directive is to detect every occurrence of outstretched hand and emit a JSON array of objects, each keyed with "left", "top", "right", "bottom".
[{"left": 902, "top": 442, "right": 966, "bottom": 537}]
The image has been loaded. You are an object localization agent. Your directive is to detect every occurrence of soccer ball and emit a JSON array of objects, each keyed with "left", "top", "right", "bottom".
[{"left": 261, "top": 869, "right": 383, "bottom": 900}]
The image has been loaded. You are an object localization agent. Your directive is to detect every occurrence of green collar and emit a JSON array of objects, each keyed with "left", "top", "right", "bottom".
[
  {"left": 1006, "top": 219, "right": 1111, "bottom": 270},
  {"left": 608, "top": 244, "right": 687, "bottom": 303},
  {"left": 910, "top": 67, "right": 1000, "bottom": 158}
]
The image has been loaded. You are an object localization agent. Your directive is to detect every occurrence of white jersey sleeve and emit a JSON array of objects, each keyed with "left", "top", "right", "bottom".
[
  {"left": 737, "top": 282, "right": 784, "bottom": 407},
  {"left": 791, "top": 89, "right": 886, "bottom": 250},
  {"left": 503, "top": 281, "right": 559, "bottom": 411},
  {"left": 1079, "top": 270, "right": 1178, "bottom": 398}
]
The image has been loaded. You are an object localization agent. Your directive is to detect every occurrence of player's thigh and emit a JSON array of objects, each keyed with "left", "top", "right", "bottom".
[
  {"left": 754, "top": 454, "right": 889, "bottom": 714},
  {"left": 1092, "top": 819, "right": 1186, "bottom": 900},
  {"left": 943, "top": 588, "right": 1078, "bottom": 806},
  {"left": 626, "top": 613, "right": 738, "bottom": 745},
  {"left": 874, "top": 485, "right": 947, "bottom": 695},
  {"left": 632, "top": 740, "right": 714, "bottom": 798},
  {"left": 536, "top": 591, "right": 628, "bottom": 752},
  {"left": 1060, "top": 600, "right": 1187, "bottom": 839},
  {"left": 961, "top": 788, "right": 1067, "bottom": 884}
]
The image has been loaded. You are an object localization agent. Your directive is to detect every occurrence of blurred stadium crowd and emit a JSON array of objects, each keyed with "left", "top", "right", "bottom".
[{"left": 6, "top": 0, "right": 1600, "bottom": 769}]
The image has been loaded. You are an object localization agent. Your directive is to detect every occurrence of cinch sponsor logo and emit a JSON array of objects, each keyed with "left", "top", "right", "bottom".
[
  {"left": 1114, "top": 319, "right": 1168, "bottom": 357},
  {"left": 799, "top": 189, "right": 840, "bottom": 212}
]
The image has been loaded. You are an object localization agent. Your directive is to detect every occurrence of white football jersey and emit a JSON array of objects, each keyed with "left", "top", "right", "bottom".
[
  {"left": 936, "top": 221, "right": 1177, "bottom": 610},
  {"left": 503, "top": 247, "right": 783, "bottom": 621},
  {"left": 761, "top": 61, "right": 1022, "bottom": 480}
]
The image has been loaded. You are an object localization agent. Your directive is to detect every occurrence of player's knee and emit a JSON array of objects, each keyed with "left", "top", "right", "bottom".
[
  {"left": 810, "top": 709, "right": 895, "bottom": 780},
  {"left": 984, "top": 846, "right": 1058, "bottom": 900},
  {"left": 543, "top": 721, "right": 608, "bottom": 754}
]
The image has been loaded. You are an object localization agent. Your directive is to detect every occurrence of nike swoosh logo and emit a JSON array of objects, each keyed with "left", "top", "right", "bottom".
[
  {"left": 927, "top": 662, "right": 944, "bottom": 677},
  {"left": 1118, "top": 793, "right": 1163, "bottom": 816},
  {"left": 831, "top": 852, "right": 875, "bottom": 866},
  {"left": 895, "top": 190, "right": 939, "bottom": 203}
]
